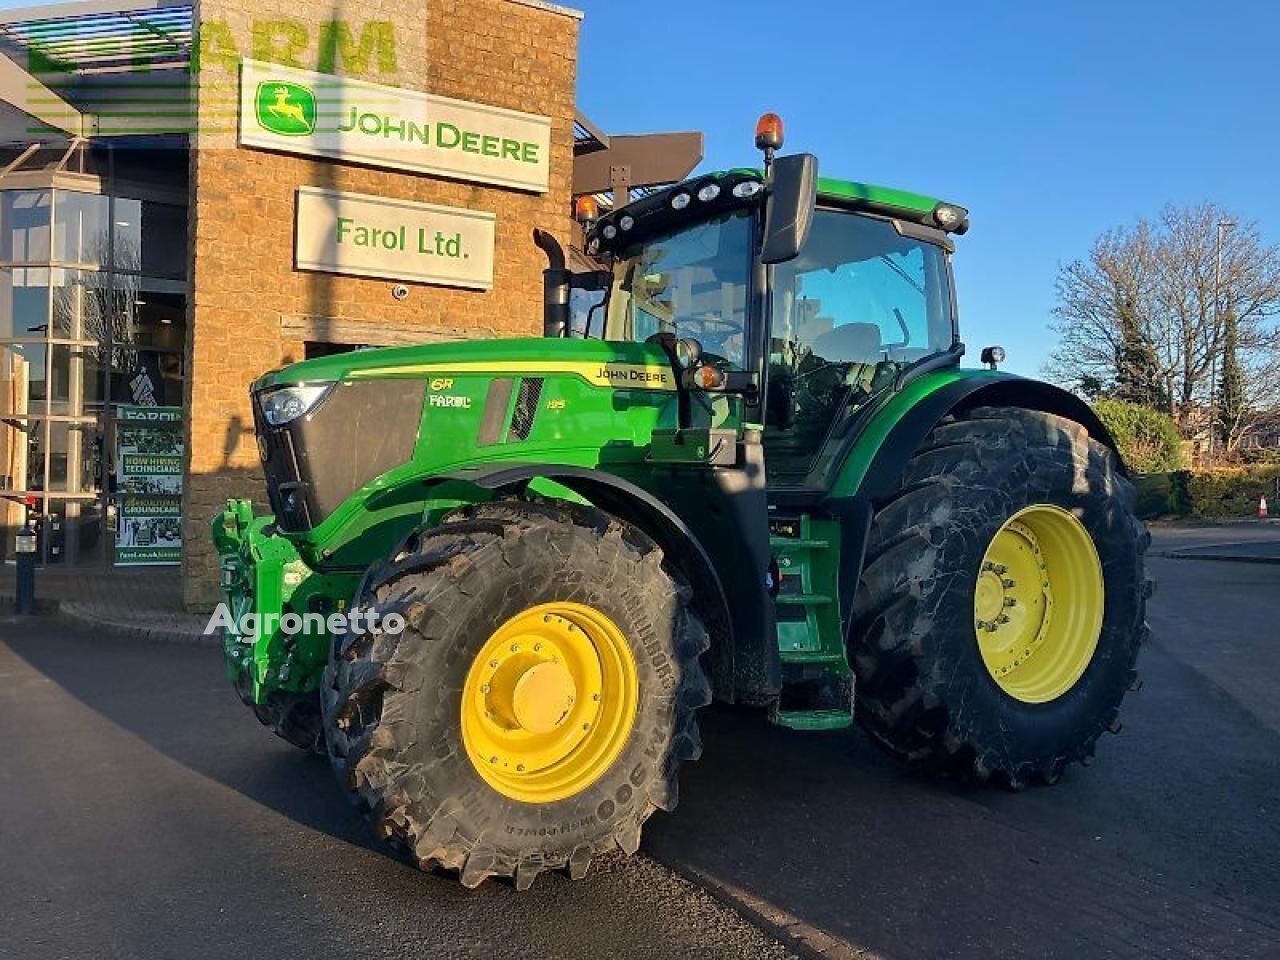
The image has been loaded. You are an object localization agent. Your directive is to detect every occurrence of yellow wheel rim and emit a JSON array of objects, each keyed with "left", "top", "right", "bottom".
[
  {"left": 461, "top": 602, "right": 639, "bottom": 804},
  {"left": 974, "top": 504, "right": 1104, "bottom": 704}
]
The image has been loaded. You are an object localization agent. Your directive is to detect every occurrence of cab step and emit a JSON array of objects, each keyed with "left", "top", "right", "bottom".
[{"left": 769, "top": 708, "right": 854, "bottom": 731}]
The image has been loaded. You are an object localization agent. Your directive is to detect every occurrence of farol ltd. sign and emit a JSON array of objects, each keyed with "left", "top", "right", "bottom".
[
  {"left": 295, "top": 187, "right": 497, "bottom": 289},
  {"left": 238, "top": 60, "right": 552, "bottom": 193}
]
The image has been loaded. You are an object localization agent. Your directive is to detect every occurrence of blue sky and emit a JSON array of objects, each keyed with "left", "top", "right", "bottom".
[{"left": 573, "top": 0, "right": 1280, "bottom": 376}]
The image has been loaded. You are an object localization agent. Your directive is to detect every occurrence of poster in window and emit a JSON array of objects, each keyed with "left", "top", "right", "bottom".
[{"left": 114, "top": 405, "right": 182, "bottom": 565}]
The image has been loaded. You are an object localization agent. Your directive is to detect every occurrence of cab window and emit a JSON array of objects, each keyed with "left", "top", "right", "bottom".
[{"left": 765, "top": 210, "right": 954, "bottom": 476}]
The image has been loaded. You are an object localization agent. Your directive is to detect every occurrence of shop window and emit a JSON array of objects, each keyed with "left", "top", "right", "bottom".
[
  {"left": 9, "top": 416, "right": 43, "bottom": 492},
  {"left": 0, "top": 415, "right": 36, "bottom": 493},
  {"left": 122, "top": 288, "right": 186, "bottom": 350},
  {"left": 46, "top": 344, "right": 111, "bottom": 416},
  {"left": 113, "top": 197, "right": 187, "bottom": 280},
  {"left": 45, "top": 419, "right": 98, "bottom": 495},
  {"left": 0, "top": 268, "right": 51, "bottom": 339},
  {"left": 7, "top": 342, "right": 46, "bottom": 405},
  {"left": 0, "top": 179, "right": 188, "bottom": 568},
  {"left": 52, "top": 192, "right": 109, "bottom": 267},
  {"left": 45, "top": 497, "right": 106, "bottom": 567},
  {"left": 0, "top": 190, "right": 51, "bottom": 263}
]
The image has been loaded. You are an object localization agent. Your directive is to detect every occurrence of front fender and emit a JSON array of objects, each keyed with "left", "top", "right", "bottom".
[{"left": 430, "top": 463, "right": 740, "bottom": 702}]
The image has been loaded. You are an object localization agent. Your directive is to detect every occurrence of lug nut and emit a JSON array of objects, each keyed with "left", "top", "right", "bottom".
[
  {"left": 993, "top": 564, "right": 1008, "bottom": 575},
  {"left": 516, "top": 764, "right": 526, "bottom": 772},
  {"left": 997, "top": 615, "right": 1010, "bottom": 624},
  {"left": 480, "top": 683, "right": 491, "bottom": 694},
  {"left": 1004, "top": 597, "right": 1017, "bottom": 607},
  {"left": 1002, "top": 578, "right": 1016, "bottom": 588}
]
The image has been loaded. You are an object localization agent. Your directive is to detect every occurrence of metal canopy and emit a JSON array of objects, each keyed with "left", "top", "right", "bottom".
[
  {"left": 574, "top": 112, "right": 609, "bottom": 156},
  {"left": 0, "top": 1, "right": 191, "bottom": 75},
  {"left": 573, "top": 130, "right": 703, "bottom": 208}
]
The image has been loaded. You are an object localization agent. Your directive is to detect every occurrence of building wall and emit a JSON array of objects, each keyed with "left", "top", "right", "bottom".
[{"left": 183, "top": 0, "right": 580, "bottom": 607}]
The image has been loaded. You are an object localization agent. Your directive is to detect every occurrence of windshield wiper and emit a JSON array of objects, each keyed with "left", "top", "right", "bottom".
[{"left": 878, "top": 254, "right": 925, "bottom": 296}]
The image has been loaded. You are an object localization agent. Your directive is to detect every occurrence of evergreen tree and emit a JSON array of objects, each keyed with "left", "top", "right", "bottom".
[{"left": 1216, "top": 311, "right": 1245, "bottom": 450}]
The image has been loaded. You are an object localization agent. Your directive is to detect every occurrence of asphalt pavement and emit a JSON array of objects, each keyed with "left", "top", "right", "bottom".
[{"left": 1, "top": 523, "right": 1278, "bottom": 960}]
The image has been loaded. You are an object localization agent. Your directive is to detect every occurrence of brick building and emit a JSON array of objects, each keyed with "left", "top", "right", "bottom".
[{"left": 0, "top": 0, "right": 700, "bottom": 607}]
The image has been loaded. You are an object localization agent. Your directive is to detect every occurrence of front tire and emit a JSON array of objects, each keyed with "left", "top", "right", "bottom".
[
  {"left": 321, "top": 500, "right": 710, "bottom": 889},
  {"left": 851, "top": 406, "right": 1149, "bottom": 786}
]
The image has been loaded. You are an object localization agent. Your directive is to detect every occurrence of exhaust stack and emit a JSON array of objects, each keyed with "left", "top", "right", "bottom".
[{"left": 533, "top": 229, "right": 569, "bottom": 338}]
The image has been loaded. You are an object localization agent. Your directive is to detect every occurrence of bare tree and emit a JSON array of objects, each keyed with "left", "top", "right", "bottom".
[{"left": 1047, "top": 203, "right": 1280, "bottom": 450}]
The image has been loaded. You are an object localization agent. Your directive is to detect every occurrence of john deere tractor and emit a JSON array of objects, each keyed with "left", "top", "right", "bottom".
[{"left": 214, "top": 116, "right": 1148, "bottom": 889}]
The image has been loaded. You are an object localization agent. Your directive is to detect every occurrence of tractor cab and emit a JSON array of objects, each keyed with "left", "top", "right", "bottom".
[
  {"left": 578, "top": 115, "right": 969, "bottom": 491},
  {"left": 569, "top": 116, "right": 974, "bottom": 722}
]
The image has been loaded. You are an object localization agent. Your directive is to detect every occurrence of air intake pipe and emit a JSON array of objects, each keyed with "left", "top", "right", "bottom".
[{"left": 533, "top": 228, "right": 570, "bottom": 338}]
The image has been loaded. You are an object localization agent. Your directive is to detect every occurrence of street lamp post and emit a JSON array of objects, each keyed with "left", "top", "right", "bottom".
[{"left": 1207, "top": 219, "right": 1236, "bottom": 460}]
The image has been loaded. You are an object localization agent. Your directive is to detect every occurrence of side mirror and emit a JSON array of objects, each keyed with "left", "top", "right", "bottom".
[{"left": 761, "top": 153, "right": 818, "bottom": 265}]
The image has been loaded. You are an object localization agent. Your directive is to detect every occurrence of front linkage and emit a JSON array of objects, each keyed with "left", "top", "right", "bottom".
[{"left": 212, "top": 499, "right": 358, "bottom": 750}]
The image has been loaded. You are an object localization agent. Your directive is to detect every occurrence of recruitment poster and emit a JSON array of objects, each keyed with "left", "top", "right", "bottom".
[{"left": 114, "top": 405, "right": 183, "bottom": 565}]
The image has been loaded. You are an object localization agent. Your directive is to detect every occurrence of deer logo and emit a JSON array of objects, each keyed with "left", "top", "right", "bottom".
[{"left": 254, "top": 81, "right": 316, "bottom": 137}]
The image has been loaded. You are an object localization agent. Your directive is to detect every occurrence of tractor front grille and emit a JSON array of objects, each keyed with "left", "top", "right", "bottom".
[{"left": 254, "top": 378, "right": 427, "bottom": 533}]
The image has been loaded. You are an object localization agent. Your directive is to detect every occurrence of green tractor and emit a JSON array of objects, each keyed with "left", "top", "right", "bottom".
[{"left": 213, "top": 116, "right": 1148, "bottom": 889}]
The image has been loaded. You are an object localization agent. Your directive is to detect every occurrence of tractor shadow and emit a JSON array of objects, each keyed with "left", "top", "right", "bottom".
[
  {"left": 3, "top": 624, "right": 381, "bottom": 854},
  {"left": 8, "top": 615, "right": 1280, "bottom": 960},
  {"left": 642, "top": 651, "right": 1280, "bottom": 959}
]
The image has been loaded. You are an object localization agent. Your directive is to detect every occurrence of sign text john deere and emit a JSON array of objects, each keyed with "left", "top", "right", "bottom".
[{"left": 238, "top": 61, "right": 552, "bottom": 193}]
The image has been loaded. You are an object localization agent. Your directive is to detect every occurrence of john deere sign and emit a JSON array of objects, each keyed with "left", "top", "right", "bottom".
[
  {"left": 238, "top": 60, "right": 552, "bottom": 193},
  {"left": 295, "top": 187, "right": 497, "bottom": 289},
  {"left": 255, "top": 80, "right": 317, "bottom": 136}
]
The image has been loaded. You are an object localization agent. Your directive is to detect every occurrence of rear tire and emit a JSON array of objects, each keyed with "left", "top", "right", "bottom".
[
  {"left": 851, "top": 406, "right": 1150, "bottom": 786},
  {"left": 321, "top": 499, "right": 710, "bottom": 888}
]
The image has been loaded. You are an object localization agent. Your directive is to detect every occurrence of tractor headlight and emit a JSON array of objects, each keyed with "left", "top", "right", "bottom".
[
  {"left": 260, "top": 384, "right": 332, "bottom": 426},
  {"left": 933, "top": 202, "right": 969, "bottom": 232},
  {"left": 732, "top": 180, "right": 763, "bottom": 199},
  {"left": 697, "top": 182, "right": 721, "bottom": 202},
  {"left": 671, "top": 192, "right": 691, "bottom": 210}
]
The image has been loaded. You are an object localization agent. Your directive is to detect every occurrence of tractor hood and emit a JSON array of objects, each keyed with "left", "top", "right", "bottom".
[{"left": 252, "top": 336, "right": 673, "bottom": 393}]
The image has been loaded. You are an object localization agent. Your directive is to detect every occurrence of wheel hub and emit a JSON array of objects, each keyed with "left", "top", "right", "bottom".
[
  {"left": 504, "top": 660, "right": 576, "bottom": 734},
  {"left": 974, "top": 505, "right": 1104, "bottom": 703},
  {"left": 461, "top": 603, "right": 639, "bottom": 803}
]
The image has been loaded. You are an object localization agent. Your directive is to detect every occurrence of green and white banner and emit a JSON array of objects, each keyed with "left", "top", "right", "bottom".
[
  {"left": 115, "top": 405, "right": 183, "bottom": 566},
  {"left": 238, "top": 60, "right": 552, "bottom": 193}
]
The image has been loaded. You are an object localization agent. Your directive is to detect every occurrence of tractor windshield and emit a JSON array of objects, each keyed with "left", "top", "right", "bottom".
[
  {"left": 765, "top": 209, "right": 956, "bottom": 476},
  {"left": 603, "top": 208, "right": 753, "bottom": 368}
]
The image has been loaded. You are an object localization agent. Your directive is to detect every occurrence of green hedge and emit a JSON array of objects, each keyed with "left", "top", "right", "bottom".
[
  {"left": 1135, "top": 466, "right": 1280, "bottom": 519},
  {"left": 1091, "top": 400, "right": 1185, "bottom": 474}
]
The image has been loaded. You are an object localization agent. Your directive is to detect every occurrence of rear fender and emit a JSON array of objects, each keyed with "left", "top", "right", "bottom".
[
  {"left": 825, "top": 373, "right": 1121, "bottom": 641},
  {"left": 851, "top": 373, "right": 1123, "bottom": 501}
]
